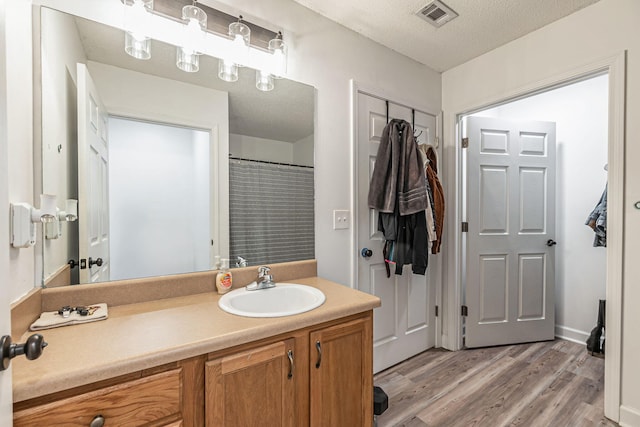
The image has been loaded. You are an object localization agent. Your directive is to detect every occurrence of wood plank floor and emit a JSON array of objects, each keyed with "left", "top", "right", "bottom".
[{"left": 373, "top": 340, "right": 617, "bottom": 427}]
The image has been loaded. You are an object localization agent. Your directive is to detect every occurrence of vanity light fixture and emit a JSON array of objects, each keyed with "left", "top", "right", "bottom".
[
  {"left": 176, "top": 3, "right": 207, "bottom": 73},
  {"left": 218, "top": 59, "right": 239, "bottom": 82},
  {"left": 59, "top": 199, "right": 78, "bottom": 222},
  {"left": 227, "top": 15, "right": 250, "bottom": 67},
  {"left": 45, "top": 199, "right": 78, "bottom": 240},
  {"left": 256, "top": 70, "right": 274, "bottom": 92},
  {"left": 268, "top": 31, "right": 287, "bottom": 78},
  {"left": 119, "top": 1, "right": 290, "bottom": 87},
  {"left": 123, "top": 0, "right": 154, "bottom": 60},
  {"left": 10, "top": 194, "right": 57, "bottom": 248}
]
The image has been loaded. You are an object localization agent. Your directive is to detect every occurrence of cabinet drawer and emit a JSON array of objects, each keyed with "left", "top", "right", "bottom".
[{"left": 14, "top": 369, "right": 182, "bottom": 427}]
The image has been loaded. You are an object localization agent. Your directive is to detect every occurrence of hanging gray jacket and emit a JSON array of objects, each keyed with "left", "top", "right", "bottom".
[{"left": 368, "top": 119, "right": 428, "bottom": 215}]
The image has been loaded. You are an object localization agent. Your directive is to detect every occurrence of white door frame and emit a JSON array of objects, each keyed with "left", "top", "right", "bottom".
[
  {"left": 443, "top": 52, "right": 626, "bottom": 421},
  {"left": 349, "top": 79, "right": 443, "bottom": 346}
]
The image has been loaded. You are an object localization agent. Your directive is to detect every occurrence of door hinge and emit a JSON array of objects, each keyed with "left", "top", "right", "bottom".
[
  {"left": 461, "top": 222, "right": 469, "bottom": 233},
  {"left": 461, "top": 305, "right": 468, "bottom": 316},
  {"left": 462, "top": 137, "right": 469, "bottom": 148},
  {"left": 435, "top": 305, "right": 439, "bottom": 317}
]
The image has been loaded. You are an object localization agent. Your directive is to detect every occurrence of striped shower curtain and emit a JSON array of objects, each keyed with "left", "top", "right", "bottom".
[{"left": 229, "top": 158, "right": 315, "bottom": 266}]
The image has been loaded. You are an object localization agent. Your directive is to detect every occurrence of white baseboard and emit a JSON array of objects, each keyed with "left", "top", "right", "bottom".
[
  {"left": 555, "top": 325, "right": 589, "bottom": 345},
  {"left": 620, "top": 405, "right": 640, "bottom": 426}
]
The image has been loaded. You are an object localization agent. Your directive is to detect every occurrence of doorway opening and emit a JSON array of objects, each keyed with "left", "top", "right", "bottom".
[
  {"left": 461, "top": 73, "right": 609, "bottom": 348},
  {"left": 108, "top": 117, "right": 211, "bottom": 281}
]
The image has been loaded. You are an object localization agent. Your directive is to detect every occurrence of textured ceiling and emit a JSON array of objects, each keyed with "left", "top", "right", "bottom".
[{"left": 291, "top": 0, "right": 601, "bottom": 71}]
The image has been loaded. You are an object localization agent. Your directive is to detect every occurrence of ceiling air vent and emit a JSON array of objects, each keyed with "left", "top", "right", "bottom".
[{"left": 416, "top": 0, "right": 458, "bottom": 28}]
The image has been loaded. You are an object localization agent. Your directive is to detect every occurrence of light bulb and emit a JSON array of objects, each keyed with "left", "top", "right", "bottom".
[
  {"left": 228, "top": 18, "right": 250, "bottom": 67},
  {"left": 177, "top": 5, "right": 206, "bottom": 72},
  {"left": 268, "top": 33, "right": 287, "bottom": 78},
  {"left": 177, "top": 47, "right": 199, "bottom": 72},
  {"left": 256, "top": 70, "right": 274, "bottom": 91},
  {"left": 218, "top": 59, "right": 238, "bottom": 82},
  {"left": 124, "top": 0, "right": 153, "bottom": 60}
]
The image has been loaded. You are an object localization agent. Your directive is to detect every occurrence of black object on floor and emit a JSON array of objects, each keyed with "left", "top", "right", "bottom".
[
  {"left": 586, "top": 299, "right": 605, "bottom": 356},
  {"left": 374, "top": 386, "right": 389, "bottom": 416}
]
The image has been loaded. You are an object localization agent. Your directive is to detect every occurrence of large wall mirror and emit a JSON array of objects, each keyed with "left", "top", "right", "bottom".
[{"left": 39, "top": 6, "right": 315, "bottom": 287}]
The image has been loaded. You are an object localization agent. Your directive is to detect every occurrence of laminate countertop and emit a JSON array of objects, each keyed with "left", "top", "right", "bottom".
[{"left": 12, "top": 277, "right": 380, "bottom": 403}]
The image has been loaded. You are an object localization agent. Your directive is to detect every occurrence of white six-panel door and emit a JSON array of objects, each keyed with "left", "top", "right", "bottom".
[
  {"left": 465, "top": 116, "right": 556, "bottom": 348},
  {"left": 77, "top": 64, "right": 110, "bottom": 283},
  {"left": 357, "top": 92, "right": 437, "bottom": 372}
]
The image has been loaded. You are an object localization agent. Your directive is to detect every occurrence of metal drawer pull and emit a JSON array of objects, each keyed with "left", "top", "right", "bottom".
[
  {"left": 89, "top": 415, "right": 105, "bottom": 427},
  {"left": 315, "top": 340, "right": 322, "bottom": 369},
  {"left": 287, "top": 350, "right": 294, "bottom": 379}
]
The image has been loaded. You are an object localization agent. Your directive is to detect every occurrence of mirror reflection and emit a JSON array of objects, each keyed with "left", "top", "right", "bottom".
[{"left": 40, "top": 7, "right": 315, "bottom": 287}]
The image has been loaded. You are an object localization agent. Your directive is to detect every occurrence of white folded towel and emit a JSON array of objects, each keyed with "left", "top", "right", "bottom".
[{"left": 30, "top": 303, "right": 108, "bottom": 331}]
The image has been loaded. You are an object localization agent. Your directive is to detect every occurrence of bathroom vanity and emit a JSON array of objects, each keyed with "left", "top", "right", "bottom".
[{"left": 11, "top": 263, "right": 380, "bottom": 426}]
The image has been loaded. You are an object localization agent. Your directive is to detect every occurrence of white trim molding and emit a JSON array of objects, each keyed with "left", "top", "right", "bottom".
[
  {"left": 554, "top": 325, "right": 589, "bottom": 345},
  {"left": 620, "top": 406, "right": 640, "bottom": 427},
  {"left": 444, "top": 51, "right": 626, "bottom": 421}
]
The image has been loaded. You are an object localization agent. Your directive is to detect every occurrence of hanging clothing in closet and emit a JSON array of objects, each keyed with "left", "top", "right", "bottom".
[
  {"left": 368, "top": 119, "right": 429, "bottom": 276},
  {"left": 418, "top": 144, "right": 445, "bottom": 254},
  {"left": 417, "top": 147, "right": 437, "bottom": 243},
  {"left": 586, "top": 186, "right": 607, "bottom": 247}
]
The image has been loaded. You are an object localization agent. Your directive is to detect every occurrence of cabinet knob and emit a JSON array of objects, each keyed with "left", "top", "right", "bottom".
[{"left": 89, "top": 415, "right": 105, "bottom": 427}]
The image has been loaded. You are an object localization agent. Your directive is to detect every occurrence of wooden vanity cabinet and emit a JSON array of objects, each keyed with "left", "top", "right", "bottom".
[
  {"left": 13, "top": 311, "right": 373, "bottom": 427},
  {"left": 204, "top": 311, "right": 373, "bottom": 427}
]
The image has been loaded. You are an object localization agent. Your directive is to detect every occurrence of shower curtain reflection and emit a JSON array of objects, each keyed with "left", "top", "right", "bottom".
[{"left": 229, "top": 158, "right": 314, "bottom": 267}]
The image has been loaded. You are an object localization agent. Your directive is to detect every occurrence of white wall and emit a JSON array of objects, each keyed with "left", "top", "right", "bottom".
[
  {"left": 442, "top": 0, "right": 640, "bottom": 422},
  {"left": 40, "top": 7, "right": 86, "bottom": 283},
  {"left": 229, "top": 134, "right": 294, "bottom": 163},
  {"left": 293, "top": 134, "right": 314, "bottom": 167},
  {"left": 229, "top": 133, "right": 314, "bottom": 167},
  {"left": 109, "top": 118, "right": 210, "bottom": 280},
  {"left": 472, "top": 75, "right": 609, "bottom": 343},
  {"left": 7, "top": 1, "right": 34, "bottom": 303}
]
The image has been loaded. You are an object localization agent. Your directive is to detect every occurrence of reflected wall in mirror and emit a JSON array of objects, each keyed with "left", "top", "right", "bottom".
[{"left": 40, "top": 7, "right": 315, "bottom": 287}]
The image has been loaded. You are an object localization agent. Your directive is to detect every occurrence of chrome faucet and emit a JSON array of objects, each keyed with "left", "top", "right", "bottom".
[
  {"left": 246, "top": 266, "right": 276, "bottom": 291},
  {"left": 235, "top": 256, "right": 248, "bottom": 268}
]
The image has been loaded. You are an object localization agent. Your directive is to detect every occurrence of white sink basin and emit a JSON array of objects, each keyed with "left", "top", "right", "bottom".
[{"left": 218, "top": 283, "right": 326, "bottom": 317}]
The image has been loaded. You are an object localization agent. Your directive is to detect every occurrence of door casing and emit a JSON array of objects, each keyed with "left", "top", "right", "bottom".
[{"left": 443, "top": 52, "right": 626, "bottom": 421}]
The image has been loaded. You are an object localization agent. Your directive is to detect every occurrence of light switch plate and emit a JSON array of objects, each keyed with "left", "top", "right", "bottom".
[{"left": 333, "top": 209, "right": 350, "bottom": 230}]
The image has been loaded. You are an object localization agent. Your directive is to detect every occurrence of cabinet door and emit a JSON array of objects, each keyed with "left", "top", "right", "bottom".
[
  {"left": 310, "top": 316, "right": 373, "bottom": 427},
  {"left": 206, "top": 339, "right": 296, "bottom": 426}
]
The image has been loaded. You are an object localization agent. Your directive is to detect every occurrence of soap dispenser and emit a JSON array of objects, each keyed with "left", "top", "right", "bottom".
[{"left": 216, "top": 259, "right": 232, "bottom": 294}]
